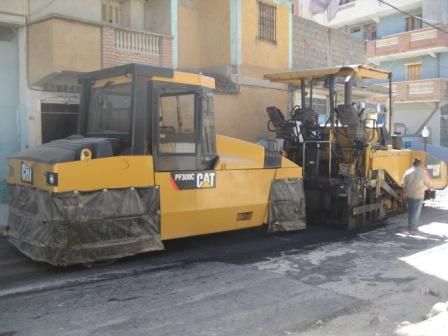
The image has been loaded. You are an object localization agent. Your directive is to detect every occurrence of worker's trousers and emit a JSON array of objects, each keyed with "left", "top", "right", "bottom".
[{"left": 407, "top": 198, "right": 423, "bottom": 230}]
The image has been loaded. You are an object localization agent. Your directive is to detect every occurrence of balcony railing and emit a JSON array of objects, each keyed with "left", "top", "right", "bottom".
[
  {"left": 102, "top": 26, "right": 172, "bottom": 69},
  {"left": 373, "top": 79, "right": 448, "bottom": 103},
  {"left": 367, "top": 25, "right": 448, "bottom": 60},
  {"left": 408, "top": 81, "right": 434, "bottom": 95},
  {"left": 114, "top": 28, "right": 160, "bottom": 55}
]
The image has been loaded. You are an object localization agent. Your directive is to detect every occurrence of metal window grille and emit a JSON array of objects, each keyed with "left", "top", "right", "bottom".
[{"left": 258, "top": 1, "right": 277, "bottom": 44}]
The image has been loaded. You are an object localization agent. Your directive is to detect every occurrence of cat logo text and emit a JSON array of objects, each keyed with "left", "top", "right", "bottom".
[{"left": 170, "top": 171, "right": 216, "bottom": 190}]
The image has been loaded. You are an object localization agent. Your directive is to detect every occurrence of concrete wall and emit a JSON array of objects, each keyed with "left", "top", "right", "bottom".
[
  {"left": 200, "top": 0, "right": 231, "bottom": 72},
  {"left": 121, "top": 0, "right": 145, "bottom": 30},
  {"left": 393, "top": 103, "right": 441, "bottom": 145},
  {"left": 145, "top": 0, "right": 172, "bottom": 35},
  {"left": 0, "top": 1, "right": 26, "bottom": 25},
  {"left": 439, "top": 52, "right": 448, "bottom": 77},
  {"left": 28, "top": 18, "right": 102, "bottom": 85},
  {"left": 379, "top": 60, "right": 406, "bottom": 82},
  {"left": 422, "top": 56, "right": 437, "bottom": 79},
  {"left": 28, "top": 0, "right": 102, "bottom": 21},
  {"left": 177, "top": 0, "right": 231, "bottom": 72},
  {"left": 377, "top": 13, "right": 406, "bottom": 38},
  {"left": 178, "top": 0, "right": 201, "bottom": 70},
  {"left": 240, "top": 0, "right": 290, "bottom": 77},
  {"left": 0, "top": 1, "right": 25, "bottom": 15},
  {"left": 176, "top": 0, "right": 290, "bottom": 141},
  {"left": 423, "top": 0, "right": 448, "bottom": 25},
  {"left": 215, "top": 86, "right": 288, "bottom": 142},
  {"left": 292, "top": 16, "right": 366, "bottom": 69}
]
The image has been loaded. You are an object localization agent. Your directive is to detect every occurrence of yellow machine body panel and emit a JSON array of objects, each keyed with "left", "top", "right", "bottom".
[
  {"left": 92, "top": 71, "right": 215, "bottom": 90},
  {"left": 7, "top": 156, "right": 155, "bottom": 192},
  {"left": 152, "top": 71, "right": 215, "bottom": 90},
  {"left": 7, "top": 134, "right": 303, "bottom": 242},
  {"left": 7, "top": 159, "right": 53, "bottom": 191},
  {"left": 369, "top": 150, "right": 425, "bottom": 186},
  {"left": 215, "top": 135, "right": 265, "bottom": 169},
  {"left": 157, "top": 169, "right": 275, "bottom": 240},
  {"left": 159, "top": 135, "right": 302, "bottom": 240},
  {"left": 275, "top": 157, "right": 303, "bottom": 179},
  {"left": 369, "top": 149, "right": 447, "bottom": 190}
]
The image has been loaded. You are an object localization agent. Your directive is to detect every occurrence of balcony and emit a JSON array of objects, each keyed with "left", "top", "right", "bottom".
[
  {"left": 326, "top": 0, "right": 421, "bottom": 29},
  {"left": 393, "top": 79, "right": 448, "bottom": 103},
  {"left": 102, "top": 26, "right": 172, "bottom": 69},
  {"left": 367, "top": 26, "right": 448, "bottom": 62},
  {"left": 369, "top": 79, "right": 448, "bottom": 104},
  {"left": 28, "top": 16, "right": 172, "bottom": 92}
]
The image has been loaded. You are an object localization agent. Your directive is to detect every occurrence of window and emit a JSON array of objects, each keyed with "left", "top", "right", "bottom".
[
  {"left": 159, "top": 93, "right": 196, "bottom": 154},
  {"left": 102, "top": 0, "right": 121, "bottom": 24},
  {"left": 88, "top": 83, "right": 132, "bottom": 136},
  {"left": 405, "top": 14, "right": 422, "bottom": 31},
  {"left": 406, "top": 63, "right": 422, "bottom": 81},
  {"left": 350, "top": 26, "right": 361, "bottom": 34},
  {"left": 364, "top": 23, "right": 377, "bottom": 40},
  {"left": 258, "top": 1, "right": 277, "bottom": 44}
]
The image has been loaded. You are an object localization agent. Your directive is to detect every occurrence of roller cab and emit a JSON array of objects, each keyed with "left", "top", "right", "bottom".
[{"left": 6, "top": 64, "right": 305, "bottom": 266}]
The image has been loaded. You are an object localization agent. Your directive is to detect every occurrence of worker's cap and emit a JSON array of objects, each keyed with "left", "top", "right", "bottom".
[{"left": 413, "top": 158, "right": 422, "bottom": 166}]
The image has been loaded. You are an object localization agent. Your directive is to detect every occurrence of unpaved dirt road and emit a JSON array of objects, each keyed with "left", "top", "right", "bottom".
[{"left": 0, "top": 190, "right": 447, "bottom": 336}]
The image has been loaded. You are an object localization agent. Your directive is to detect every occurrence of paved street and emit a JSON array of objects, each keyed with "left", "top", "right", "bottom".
[{"left": 0, "top": 190, "right": 447, "bottom": 336}]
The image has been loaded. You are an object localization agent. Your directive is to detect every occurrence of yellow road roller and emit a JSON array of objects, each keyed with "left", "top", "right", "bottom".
[{"left": 6, "top": 64, "right": 305, "bottom": 266}]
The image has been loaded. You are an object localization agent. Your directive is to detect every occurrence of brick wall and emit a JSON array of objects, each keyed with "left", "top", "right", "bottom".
[
  {"left": 292, "top": 16, "right": 366, "bottom": 69},
  {"left": 102, "top": 26, "right": 172, "bottom": 69}
]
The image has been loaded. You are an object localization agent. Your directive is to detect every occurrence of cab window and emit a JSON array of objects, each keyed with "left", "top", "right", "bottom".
[
  {"left": 88, "top": 82, "right": 131, "bottom": 137},
  {"left": 159, "top": 93, "right": 196, "bottom": 154}
]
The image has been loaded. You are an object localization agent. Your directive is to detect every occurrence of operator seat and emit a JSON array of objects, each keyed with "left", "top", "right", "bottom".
[{"left": 266, "top": 106, "right": 296, "bottom": 140}]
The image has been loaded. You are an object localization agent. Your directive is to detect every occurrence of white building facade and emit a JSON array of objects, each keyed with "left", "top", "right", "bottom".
[{"left": 294, "top": 0, "right": 448, "bottom": 148}]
